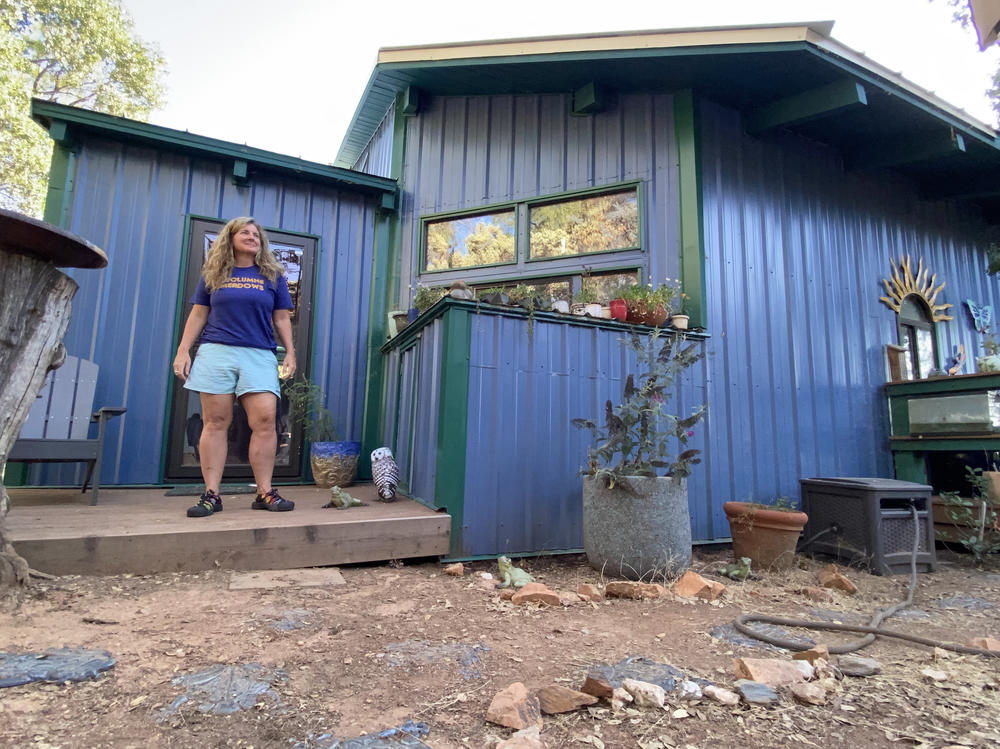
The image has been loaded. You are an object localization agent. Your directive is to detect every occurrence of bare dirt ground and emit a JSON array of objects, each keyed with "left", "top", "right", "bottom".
[{"left": 1, "top": 548, "right": 999, "bottom": 749}]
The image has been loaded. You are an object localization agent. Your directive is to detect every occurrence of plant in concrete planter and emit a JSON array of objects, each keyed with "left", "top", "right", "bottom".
[
  {"left": 283, "top": 377, "right": 360, "bottom": 488},
  {"left": 723, "top": 496, "right": 808, "bottom": 571},
  {"left": 572, "top": 329, "right": 706, "bottom": 580}
]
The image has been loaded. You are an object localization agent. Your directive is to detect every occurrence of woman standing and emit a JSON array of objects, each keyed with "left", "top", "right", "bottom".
[{"left": 173, "top": 217, "right": 296, "bottom": 516}]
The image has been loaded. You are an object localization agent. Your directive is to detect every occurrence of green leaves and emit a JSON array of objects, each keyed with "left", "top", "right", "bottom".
[
  {"left": 1, "top": 0, "right": 166, "bottom": 215},
  {"left": 574, "top": 328, "right": 706, "bottom": 482}
]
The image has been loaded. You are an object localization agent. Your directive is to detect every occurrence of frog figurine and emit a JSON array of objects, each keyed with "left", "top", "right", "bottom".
[{"left": 496, "top": 555, "right": 534, "bottom": 589}]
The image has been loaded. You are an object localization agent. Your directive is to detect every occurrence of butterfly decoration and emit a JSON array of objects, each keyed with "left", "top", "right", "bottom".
[{"left": 966, "top": 299, "right": 992, "bottom": 334}]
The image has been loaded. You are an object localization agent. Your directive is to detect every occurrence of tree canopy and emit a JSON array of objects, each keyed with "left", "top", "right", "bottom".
[{"left": 0, "top": 0, "right": 165, "bottom": 216}]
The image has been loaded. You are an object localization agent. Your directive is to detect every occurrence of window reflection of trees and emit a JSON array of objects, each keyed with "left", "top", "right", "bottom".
[
  {"left": 425, "top": 211, "right": 516, "bottom": 271},
  {"left": 529, "top": 190, "right": 639, "bottom": 259}
]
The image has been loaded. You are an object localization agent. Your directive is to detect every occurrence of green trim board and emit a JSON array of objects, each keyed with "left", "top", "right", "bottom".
[
  {"left": 673, "top": 91, "right": 706, "bottom": 329},
  {"left": 433, "top": 305, "right": 472, "bottom": 558},
  {"left": 32, "top": 99, "right": 398, "bottom": 197},
  {"left": 363, "top": 95, "right": 409, "bottom": 479},
  {"left": 746, "top": 79, "right": 867, "bottom": 134}
]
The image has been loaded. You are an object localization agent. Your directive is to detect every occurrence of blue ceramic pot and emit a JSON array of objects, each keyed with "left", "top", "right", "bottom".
[{"left": 310, "top": 440, "right": 361, "bottom": 487}]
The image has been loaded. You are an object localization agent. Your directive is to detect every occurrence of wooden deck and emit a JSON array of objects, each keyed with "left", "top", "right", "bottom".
[{"left": 5, "top": 484, "right": 450, "bottom": 576}]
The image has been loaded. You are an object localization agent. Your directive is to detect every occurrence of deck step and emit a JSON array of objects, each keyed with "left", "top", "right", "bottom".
[{"left": 7, "top": 486, "right": 450, "bottom": 576}]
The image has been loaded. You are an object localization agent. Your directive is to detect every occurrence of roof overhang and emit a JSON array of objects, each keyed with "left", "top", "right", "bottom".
[
  {"left": 336, "top": 22, "right": 1000, "bottom": 222},
  {"left": 32, "top": 99, "right": 397, "bottom": 198}
]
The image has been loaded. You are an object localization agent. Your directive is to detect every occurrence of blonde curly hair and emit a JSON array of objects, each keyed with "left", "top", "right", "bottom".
[{"left": 201, "top": 217, "right": 285, "bottom": 291}]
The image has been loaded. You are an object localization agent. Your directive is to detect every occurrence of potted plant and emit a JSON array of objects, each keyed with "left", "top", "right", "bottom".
[
  {"left": 283, "top": 377, "right": 360, "bottom": 488},
  {"left": 412, "top": 284, "right": 447, "bottom": 315},
  {"left": 619, "top": 279, "right": 679, "bottom": 327},
  {"left": 669, "top": 291, "right": 690, "bottom": 330},
  {"left": 723, "top": 496, "right": 808, "bottom": 571},
  {"left": 572, "top": 329, "right": 707, "bottom": 580},
  {"left": 977, "top": 329, "right": 1000, "bottom": 372},
  {"left": 573, "top": 280, "right": 603, "bottom": 318}
]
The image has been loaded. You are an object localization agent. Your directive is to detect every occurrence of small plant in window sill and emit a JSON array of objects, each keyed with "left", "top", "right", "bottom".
[
  {"left": 413, "top": 284, "right": 447, "bottom": 314},
  {"left": 977, "top": 327, "right": 1000, "bottom": 372}
]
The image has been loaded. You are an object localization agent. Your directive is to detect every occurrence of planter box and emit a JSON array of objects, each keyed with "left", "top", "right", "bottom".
[{"left": 932, "top": 494, "right": 999, "bottom": 544}]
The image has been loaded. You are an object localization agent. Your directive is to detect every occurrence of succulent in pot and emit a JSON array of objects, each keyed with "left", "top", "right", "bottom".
[{"left": 619, "top": 278, "right": 681, "bottom": 327}]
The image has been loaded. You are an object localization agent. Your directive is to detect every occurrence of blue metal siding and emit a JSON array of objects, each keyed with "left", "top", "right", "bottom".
[
  {"left": 352, "top": 104, "right": 395, "bottom": 177},
  {"left": 395, "top": 92, "right": 681, "bottom": 304},
  {"left": 380, "top": 318, "right": 443, "bottom": 505},
  {"left": 699, "top": 99, "right": 994, "bottom": 537},
  {"left": 31, "top": 136, "right": 379, "bottom": 486},
  {"left": 462, "top": 313, "right": 710, "bottom": 555}
]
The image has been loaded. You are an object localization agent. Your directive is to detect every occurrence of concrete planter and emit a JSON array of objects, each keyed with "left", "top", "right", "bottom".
[{"left": 582, "top": 475, "right": 692, "bottom": 580}]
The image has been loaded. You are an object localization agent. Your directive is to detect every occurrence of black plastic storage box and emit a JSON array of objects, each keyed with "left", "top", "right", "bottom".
[{"left": 799, "top": 477, "right": 936, "bottom": 575}]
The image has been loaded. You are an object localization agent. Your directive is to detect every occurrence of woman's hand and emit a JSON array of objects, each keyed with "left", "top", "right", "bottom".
[
  {"left": 279, "top": 352, "right": 296, "bottom": 380},
  {"left": 173, "top": 351, "right": 191, "bottom": 381}
]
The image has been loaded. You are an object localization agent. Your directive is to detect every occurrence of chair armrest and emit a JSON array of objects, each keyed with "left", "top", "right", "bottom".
[{"left": 91, "top": 407, "right": 127, "bottom": 423}]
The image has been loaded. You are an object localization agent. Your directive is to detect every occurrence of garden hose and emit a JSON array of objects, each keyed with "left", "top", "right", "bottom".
[{"left": 733, "top": 505, "right": 1000, "bottom": 658}]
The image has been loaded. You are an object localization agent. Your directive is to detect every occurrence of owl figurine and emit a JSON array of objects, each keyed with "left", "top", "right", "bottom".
[{"left": 370, "top": 447, "right": 399, "bottom": 502}]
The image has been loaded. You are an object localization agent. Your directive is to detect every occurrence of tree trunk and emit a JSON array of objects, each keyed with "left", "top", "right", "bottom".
[{"left": 0, "top": 250, "right": 77, "bottom": 593}]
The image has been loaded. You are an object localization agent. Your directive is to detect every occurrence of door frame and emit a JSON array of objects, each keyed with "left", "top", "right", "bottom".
[{"left": 163, "top": 215, "right": 320, "bottom": 482}]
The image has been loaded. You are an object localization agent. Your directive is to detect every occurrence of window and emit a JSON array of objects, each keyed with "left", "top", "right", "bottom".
[
  {"left": 424, "top": 209, "right": 516, "bottom": 271},
  {"left": 418, "top": 183, "right": 643, "bottom": 298},
  {"left": 528, "top": 189, "right": 639, "bottom": 259},
  {"left": 898, "top": 294, "right": 939, "bottom": 378}
]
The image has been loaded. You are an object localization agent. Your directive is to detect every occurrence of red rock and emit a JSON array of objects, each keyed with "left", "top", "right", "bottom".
[
  {"left": 512, "top": 584, "right": 561, "bottom": 606},
  {"left": 966, "top": 636, "right": 1000, "bottom": 652},
  {"left": 499, "top": 588, "right": 516, "bottom": 600},
  {"left": 443, "top": 563, "right": 464, "bottom": 576},
  {"left": 792, "top": 646, "right": 830, "bottom": 665},
  {"left": 672, "top": 570, "right": 725, "bottom": 600},
  {"left": 581, "top": 674, "right": 613, "bottom": 699},
  {"left": 733, "top": 657, "right": 813, "bottom": 686},
  {"left": 486, "top": 682, "right": 542, "bottom": 730},
  {"left": 577, "top": 583, "right": 603, "bottom": 601},
  {"left": 796, "top": 586, "right": 834, "bottom": 603},
  {"left": 604, "top": 581, "right": 666, "bottom": 600},
  {"left": 817, "top": 564, "right": 858, "bottom": 594},
  {"left": 558, "top": 591, "right": 584, "bottom": 605},
  {"left": 534, "top": 685, "right": 598, "bottom": 714}
]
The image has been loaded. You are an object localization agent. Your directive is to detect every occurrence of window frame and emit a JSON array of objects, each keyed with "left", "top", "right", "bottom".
[
  {"left": 417, "top": 181, "right": 645, "bottom": 284},
  {"left": 897, "top": 293, "right": 940, "bottom": 378}
]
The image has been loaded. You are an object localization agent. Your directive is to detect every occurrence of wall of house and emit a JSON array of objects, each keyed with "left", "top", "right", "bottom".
[
  {"left": 28, "top": 136, "right": 380, "bottom": 486},
  {"left": 353, "top": 104, "right": 395, "bottom": 178},
  {"left": 698, "top": 98, "right": 996, "bottom": 535},
  {"left": 395, "top": 91, "right": 682, "bottom": 304}
]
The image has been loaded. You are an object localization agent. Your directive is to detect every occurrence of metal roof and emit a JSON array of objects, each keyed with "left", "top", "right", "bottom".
[
  {"left": 32, "top": 99, "right": 397, "bottom": 196},
  {"left": 336, "top": 22, "right": 1000, "bottom": 222}
]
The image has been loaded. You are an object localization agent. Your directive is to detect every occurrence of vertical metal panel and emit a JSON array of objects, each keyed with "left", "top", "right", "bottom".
[
  {"left": 396, "top": 92, "right": 682, "bottom": 304},
  {"left": 352, "top": 104, "right": 395, "bottom": 177},
  {"left": 30, "top": 136, "right": 380, "bottom": 487},
  {"left": 380, "top": 318, "right": 445, "bottom": 505},
  {"left": 698, "top": 99, "right": 993, "bottom": 538},
  {"left": 461, "top": 311, "right": 710, "bottom": 554}
]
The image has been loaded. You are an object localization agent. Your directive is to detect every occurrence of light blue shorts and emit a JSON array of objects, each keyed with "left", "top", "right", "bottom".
[{"left": 184, "top": 343, "right": 280, "bottom": 398}]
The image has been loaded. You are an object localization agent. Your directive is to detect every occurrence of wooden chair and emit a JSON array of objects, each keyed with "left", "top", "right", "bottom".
[{"left": 8, "top": 356, "right": 125, "bottom": 505}]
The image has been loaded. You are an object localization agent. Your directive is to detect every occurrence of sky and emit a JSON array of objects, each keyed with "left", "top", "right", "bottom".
[{"left": 121, "top": 0, "right": 1000, "bottom": 166}]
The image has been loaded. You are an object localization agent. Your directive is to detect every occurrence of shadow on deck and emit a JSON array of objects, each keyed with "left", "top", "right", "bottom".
[{"left": 6, "top": 484, "right": 450, "bottom": 576}]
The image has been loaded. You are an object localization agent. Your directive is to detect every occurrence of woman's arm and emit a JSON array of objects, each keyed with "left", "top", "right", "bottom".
[
  {"left": 173, "top": 305, "right": 209, "bottom": 380},
  {"left": 273, "top": 309, "right": 296, "bottom": 379}
]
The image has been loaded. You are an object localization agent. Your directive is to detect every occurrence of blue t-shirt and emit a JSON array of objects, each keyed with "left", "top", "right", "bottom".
[{"left": 190, "top": 265, "right": 293, "bottom": 351}]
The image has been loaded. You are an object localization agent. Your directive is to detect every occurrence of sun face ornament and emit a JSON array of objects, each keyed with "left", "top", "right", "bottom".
[{"left": 370, "top": 447, "right": 399, "bottom": 502}]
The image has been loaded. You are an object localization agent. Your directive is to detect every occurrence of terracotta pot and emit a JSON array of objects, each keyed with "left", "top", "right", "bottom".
[
  {"left": 723, "top": 501, "right": 808, "bottom": 571},
  {"left": 626, "top": 301, "right": 669, "bottom": 327},
  {"left": 609, "top": 298, "right": 628, "bottom": 321}
]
